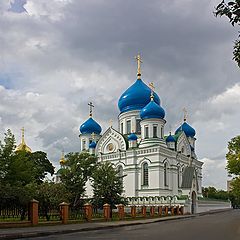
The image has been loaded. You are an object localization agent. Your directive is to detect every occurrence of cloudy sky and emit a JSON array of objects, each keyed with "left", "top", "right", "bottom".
[{"left": 0, "top": 0, "right": 239, "bottom": 189}]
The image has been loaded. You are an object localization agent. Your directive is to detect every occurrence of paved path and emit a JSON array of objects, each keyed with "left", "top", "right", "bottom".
[
  {"left": 0, "top": 210, "right": 236, "bottom": 240},
  {"left": 19, "top": 209, "right": 240, "bottom": 240}
]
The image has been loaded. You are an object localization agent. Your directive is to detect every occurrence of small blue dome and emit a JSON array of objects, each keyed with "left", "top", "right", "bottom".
[
  {"left": 175, "top": 121, "right": 196, "bottom": 138},
  {"left": 128, "top": 133, "right": 138, "bottom": 141},
  {"left": 89, "top": 141, "right": 97, "bottom": 149},
  {"left": 80, "top": 117, "right": 102, "bottom": 135},
  {"left": 166, "top": 134, "right": 176, "bottom": 143},
  {"left": 140, "top": 100, "right": 165, "bottom": 120},
  {"left": 118, "top": 79, "right": 160, "bottom": 113}
]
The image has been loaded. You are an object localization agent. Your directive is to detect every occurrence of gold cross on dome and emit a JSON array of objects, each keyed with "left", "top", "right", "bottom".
[
  {"left": 21, "top": 127, "right": 25, "bottom": 143},
  {"left": 88, "top": 102, "right": 94, "bottom": 117},
  {"left": 91, "top": 132, "right": 95, "bottom": 140},
  {"left": 183, "top": 107, "right": 188, "bottom": 121},
  {"left": 135, "top": 53, "right": 143, "bottom": 79},
  {"left": 109, "top": 119, "right": 113, "bottom": 127},
  {"left": 149, "top": 82, "right": 155, "bottom": 100}
]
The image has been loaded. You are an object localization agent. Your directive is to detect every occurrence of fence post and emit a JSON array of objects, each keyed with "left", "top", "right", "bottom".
[
  {"left": 30, "top": 199, "right": 39, "bottom": 225},
  {"left": 141, "top": 205, "right": 146, "bottom": 218},
  {"left": 158, "top": 206, "right": 162, "bottom": 217},
  {"left": 165, "top": 206, "right": 168, "bottom": 216},
  {"left": 171, "top": 206, "right": 175, "bottom": 215},
  {"left": 117, "top": 204, "right": 125, "bottom": 220},
  {"left": 131, "top": 206, "right": 136, "bottom": 218},
  {"left": 103, "top": 203, "right": 110, "bottom": 221},
  {"left": 59, "top": 202, "right": 69, "bottom": 224},
  {"left": 150, "top": 206, "right": 155, "bottom": 217},
  {"left": 180, "top": 206, "right": 184, "bottom": 215},
  {"left": 176, "top": 205, "right": 180, "bottom": 215},
  {"left": 84, "top": 203, "right": 93, "bottom": 221}
]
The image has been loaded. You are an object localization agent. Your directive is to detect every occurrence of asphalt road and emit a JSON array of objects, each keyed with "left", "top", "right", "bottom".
[{"left": 22, "top": 210, "right": 240, "bottom": 240}]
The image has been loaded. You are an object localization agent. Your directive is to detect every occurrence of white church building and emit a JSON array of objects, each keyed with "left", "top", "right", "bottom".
[{"left": 79, "top": 55, "right": 203, "bottom": 206}]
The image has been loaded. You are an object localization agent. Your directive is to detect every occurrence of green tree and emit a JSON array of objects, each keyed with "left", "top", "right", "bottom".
[
  {"left": 60, "top": 152, "right": 97, "bottom": 207},
  {"left": 226, "top": 136, "right": 240, "bottom": 207},
  {"left": 0, "top": 129, "right": 54, "bottom": 186},
  {"left": 202, "top": 186, "right": 229, "bottom": 200},
  {"left": 0, "top": 129, "right": 55, "bottom": 218},
  {"left": 229, "top": 177, "right": 240, "bottom": 207},
  {"left": 28, "top": 182, "right": 70, "bottom": 221},
  {"left": 91, "top": 161, "right": 124, "bottom": 211},
  {"left": 226, "top": 136, "right": 240, "bottom": 175},
  {"left": 215, "top": 1, "right": 240, "bottom": 67},
  {"left": 0, "top": 129, "right": 16, "bottom": 181}
]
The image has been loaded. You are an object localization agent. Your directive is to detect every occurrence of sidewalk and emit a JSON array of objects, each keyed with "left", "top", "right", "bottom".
[{"left": 0, "top": 209, "right": 232, "bottom": 240}]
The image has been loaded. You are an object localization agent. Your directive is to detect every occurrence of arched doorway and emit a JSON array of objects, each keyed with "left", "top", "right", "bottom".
[{"left": 191, "top": 191, "right": 197, "bottom": 214}]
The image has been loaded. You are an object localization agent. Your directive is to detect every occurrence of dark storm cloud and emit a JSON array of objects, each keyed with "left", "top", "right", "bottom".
[
  {"left": 47, "top": 0, "right": 239, "bottom": 121},
  {"left": 0, "top": 0, "right": 238, "bottom": 188}
]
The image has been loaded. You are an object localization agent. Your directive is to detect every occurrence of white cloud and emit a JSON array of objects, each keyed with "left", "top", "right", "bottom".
[
  {"left": 24, "top": 0, "right": 71, "bottom": 21},
  {"left": 201, "top": 157, "right": 228, "bottom": 189}
]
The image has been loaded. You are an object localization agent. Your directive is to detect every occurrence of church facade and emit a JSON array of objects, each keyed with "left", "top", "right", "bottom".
[{"left": 79, "top": 55, "right": 203, "bottom": 201}]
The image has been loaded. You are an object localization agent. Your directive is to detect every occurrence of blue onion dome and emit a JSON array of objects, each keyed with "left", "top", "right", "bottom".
[
  {"left": 175, "top": 121, "right": 196, "bottom": 138},
  {"left": 166, "top": 133, "right": 176, "bottom": 143},
  {"left": 80, "top": 117, "right": 102, "bottom": 134},
  {"left": 128, "top": 133, "right": 138, "bottom": 141},
  {"left": 140, "top": 98, "right": 165, "bottom": 120},
  {"left": 89, "top": 141, "right": 97, "bottom": 149},
  {"left": 118, "top": 79, "right": 160, "bottom": 113}
]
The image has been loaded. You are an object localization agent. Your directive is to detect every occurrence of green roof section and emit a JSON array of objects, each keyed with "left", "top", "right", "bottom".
[
  {"left": 173, "top": 131, "right": 182, "bottom": 141},
  {"left": 164, "top": 131, "right": 182, "bottom": 142}
]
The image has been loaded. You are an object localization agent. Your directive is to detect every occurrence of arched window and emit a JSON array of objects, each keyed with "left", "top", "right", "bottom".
[
  {"left": 127, "top": 120, "right": 131, "bottom": 134},
  {"left": 142, "top": 163, "right": 149, "bottom": 186},
  {"left": 153, "top": 126, "right": 158, "bottom": 138},
  {"left": 136, "top": 119, "right": 141, "bottom": 134},
  {"left": 164, "top": 162, "right": 168, "bottom": 187},
  {"left": 144, "top": 126, "right": 149, "bottom": 139},
  {"left": 82, "top": 140, "right": 86, "bottom": 150},
  {"left": 120, "top": 123, "right": 123, "bottom": 134},
  {"left": 181, "top": 146, "right": 184, "bottom": 154}
]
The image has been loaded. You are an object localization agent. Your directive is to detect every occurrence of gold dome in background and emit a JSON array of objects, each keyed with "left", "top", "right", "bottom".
[
  {"left": 59, "top": 151, "right": 66, "bottom": 165},
  {"left": 15, "top": 127, "right": 32, "bottom": 153}
]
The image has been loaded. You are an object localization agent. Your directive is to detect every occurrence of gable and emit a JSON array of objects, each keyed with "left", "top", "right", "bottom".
[
  {"left": 176, "top": 131, "right": 191, "bottom": 156},
  {"left": 96, "top": 127, "right": 127, "bottom": 154}
]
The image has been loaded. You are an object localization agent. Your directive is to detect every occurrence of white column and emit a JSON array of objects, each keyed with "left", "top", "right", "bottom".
[
  {"left": 141, "top": 124, "right": 145, "bottom": 139},
  {"left": 131, "top": 116, "right": 136, "bottom": 133},
  {"left": 123, "top": 119, "right": 126, "bottom": 134},
  {"left": 149, "top": 123, "right": 153, "bottom": 138}
]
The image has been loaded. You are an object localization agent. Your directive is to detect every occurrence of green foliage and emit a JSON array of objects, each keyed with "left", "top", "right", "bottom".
[
  {"left": 215, "top": 0, "right": 240, "bottom": 67},
  {"left": 0, "top": 129, "right": 16, "bottom": 180},
  {"left": 202, "top": 186, "right": 229, "bottom": 200},
  {"left": 30, "top": 182, "right": 70, "bottom": 220},
  {"left": 229, "top": 177, "right": 240, "bottom": 207},
  {"left": 224, "top": 136, "right": 240, "bottom": 208},
  {"left": 0, "top": 129, "right": 54, "bottom": 187},
  {"left": 0, "top": 129, "right": 55, "bottom": 213},
  {"left": 60, "top": 152, "right": 97, "bottom": 207},
  {"left": 92, "top": 161, "right": 124, "bottom": 209},
  {"left": 226, "top": 136, "right": 240, "bottom": 175}
]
